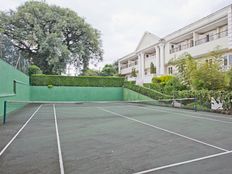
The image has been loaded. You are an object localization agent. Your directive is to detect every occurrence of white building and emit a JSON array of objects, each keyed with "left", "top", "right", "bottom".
[{"left": 118, "top": 4, "right": 232, "bottom": 84}]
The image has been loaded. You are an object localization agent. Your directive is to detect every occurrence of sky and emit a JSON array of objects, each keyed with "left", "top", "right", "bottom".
[{"left": 0, "top": 0, "right": 232, "bottom": 69}]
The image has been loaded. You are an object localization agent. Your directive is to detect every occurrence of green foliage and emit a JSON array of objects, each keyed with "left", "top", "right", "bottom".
[
  {"left": 152, "top": 75, "right": 173, "bottom": 84},
  {"left": 150, "top": 75, "right": 187, "bottom": 95},
  {"left": 31, "top": 74, "right": 125, "bottom": 87},
  {"left": 171, "top": 53, "right": 196, "bottom": 87},
  {"left": 191, "top": 62, "right": 225, "bottom": 90},
  {"left": 100, "top": 64, "right": 117, "bottom": 76},
  {"left": 47, "top": 85, "right": 53, "bottom": 88},
  {"left": 28, "top": 65, "right": 42, "bottom": 76},
  {"left": 174, "top": 90, "right": 232, "bottom": 114},
  {"left": 131, "top": 68, "right": 137, "bottom": 77},
  {"left": 124, "top": 82, "right": 172, "bottom": 100},
  {"left": 225, "top": 68, "right": 232, "bottom": 90},
  {"left": 150, "top": 62, "right": 156, "bottom": 74},
  {"left": 81, "top": 69, "right": 100, "bottom": 76},
  {"left": 0, "top": 1, "right": 103, "bottom": 74}
]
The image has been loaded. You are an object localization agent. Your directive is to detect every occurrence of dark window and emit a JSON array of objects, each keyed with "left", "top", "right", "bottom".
[
  {"left": 206, "top": 34, "right": 209, "bottom": 42},
  {"left": 168, "top": 67, "right": 173, "bottom": 74},
  {"left": 224, "top": 56, "right": 228, "bottom": 66}
]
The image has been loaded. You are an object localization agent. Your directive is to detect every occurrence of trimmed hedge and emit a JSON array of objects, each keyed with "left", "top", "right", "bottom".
[
  {"left": 31, "top": 75, "right": 125, "bottom": 87},
  {"left": 124, "top": 82, "right": 172, "bottom": 100}
]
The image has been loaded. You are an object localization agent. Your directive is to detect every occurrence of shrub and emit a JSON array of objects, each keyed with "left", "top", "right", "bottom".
[
  {"left": 47, "top": 85, "right": 53, "bottom": 88},
  {"left": 174, "top": 90, "right": 232, "bottom": 114},
  {"left": 28, "top": 65, "right": 42, "bottom": 76},
  {"left": 152, "top": 75, "right": 173, "bottom": 84},
  {"left": 30, "top": 75, "right": 125, "bottom": 87},
  {"left": 191, "top": 62, "right": 225, "bottom": 90},
  {"left": 150, "top": 62, "right": 156, "bottom": 74},
  {"left": 131, "top": 68, "right": 137, "bottom": 77}
]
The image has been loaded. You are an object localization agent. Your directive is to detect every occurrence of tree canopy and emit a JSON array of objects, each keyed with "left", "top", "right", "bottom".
[{"left": 0, "top": 1, "right": 103, "bottom": 74}]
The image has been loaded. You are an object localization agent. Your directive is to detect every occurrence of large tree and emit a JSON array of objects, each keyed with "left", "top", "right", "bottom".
[{"left": 0, "top": 1, "right": 103, "bottom": 74}]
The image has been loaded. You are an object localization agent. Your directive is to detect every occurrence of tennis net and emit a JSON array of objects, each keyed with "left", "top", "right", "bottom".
[{"left": 2, "top": 98, "right": 197, "bottom": 124}]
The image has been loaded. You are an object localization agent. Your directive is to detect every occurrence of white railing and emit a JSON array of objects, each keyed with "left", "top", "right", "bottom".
[{"left": 170, "top": 30, "right": 228, "bottom": 54}]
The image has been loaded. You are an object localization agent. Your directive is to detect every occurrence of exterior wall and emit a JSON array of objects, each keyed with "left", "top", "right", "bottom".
[
  {"left": 30, "top": 86, "right": 123, "bottom": 101},
  {"left": 0, "top": 60, "right": 30, "bottom": 117},
  {"left": 118, "top": 4, "right": 232, "bottom": 84}
]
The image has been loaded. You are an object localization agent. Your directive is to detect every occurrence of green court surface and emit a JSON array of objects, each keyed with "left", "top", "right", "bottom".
[{"left": 0, "top": 102, "right": 232, "bottom": 174}]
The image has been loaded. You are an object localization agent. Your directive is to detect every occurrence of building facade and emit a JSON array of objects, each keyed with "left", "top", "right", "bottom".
[{"left": 118, "top": 5, "right": 232, "bottom": 84}]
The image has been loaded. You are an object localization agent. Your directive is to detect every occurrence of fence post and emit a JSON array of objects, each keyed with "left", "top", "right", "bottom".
[
  {"left": 194, "top": 97, "right": 197, "bottom": 112},
  {"left": 3, "top": 101, "right": 7, "bottom": 124}
]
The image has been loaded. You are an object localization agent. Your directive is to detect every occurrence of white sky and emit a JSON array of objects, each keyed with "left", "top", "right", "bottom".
[{"left": 0, "top": 0, "right": 232, "bottom": 69}]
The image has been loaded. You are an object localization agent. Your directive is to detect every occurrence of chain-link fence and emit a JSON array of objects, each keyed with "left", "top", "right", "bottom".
[{"left": 0, "top": 35, "right": 29, "bottom": 74}]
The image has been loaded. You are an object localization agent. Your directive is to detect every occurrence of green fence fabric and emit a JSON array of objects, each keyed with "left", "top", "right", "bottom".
[
  {"left": 123, "top": 88, "right": 153, "bottom": 101},
  {"left": 30, "top": 86, "right": 123, "bottom": 101},
  {"left": 0, "top": 60, "right": 30, "bottom": 117}
]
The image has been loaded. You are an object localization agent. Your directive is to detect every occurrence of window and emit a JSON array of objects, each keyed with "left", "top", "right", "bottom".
[
  {"left": 206, "top": 34, "right": 209, "bottom": 42},
  {"left": 224, "top": 56, "right": 228, "bottom": 66},
  {"left": 168, "top": 67, "right": 173, "bottom": 75}
]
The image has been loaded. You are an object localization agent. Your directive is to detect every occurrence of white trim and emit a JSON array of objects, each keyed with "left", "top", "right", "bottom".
[
  {"left": 133, "top": 150, "right": 232, "bottom": 174},
  {"left": 0, "top": 105, "right": 42, "bottom": 156},
  {"left": 53, "top": 104, "right": 65, "bottom": 174},
  {"left": 98, "top": 107, "right": 229, "bottom": 152}
]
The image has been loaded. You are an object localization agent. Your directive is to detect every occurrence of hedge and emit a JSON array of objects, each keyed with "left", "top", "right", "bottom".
[
  {"left": 124, "top": 82, "right": 172, "bottom": 100},
  {"left": 30, "top": 75, "right": 125, "bottom": 87},
  {"left": 174, "top": 90, "right": 232, "bottom": 114}
]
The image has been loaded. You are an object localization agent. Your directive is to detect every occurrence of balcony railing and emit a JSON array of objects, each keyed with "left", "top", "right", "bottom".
[
  {"left": 128, "top": 61, "right": 138, "bottom": 67},
  {"left": 170, "top": 42, "right": 194, "bottom": 54},
  {"left": 170, "top": 30, "right": 228, "bottom": 54},
  {"left": 120, "top": 64, "right": 128, "bottom": 70},
  {"left": 195, "top": 30, "right": 228, "bottom": 46}
]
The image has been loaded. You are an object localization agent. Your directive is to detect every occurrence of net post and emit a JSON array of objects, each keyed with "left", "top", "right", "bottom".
[
  {"left": 3, "top": 101, "right": 7, "bottom": 124},
  {"left": 194, "top": 97, "right": 197, "bottom": 112}
]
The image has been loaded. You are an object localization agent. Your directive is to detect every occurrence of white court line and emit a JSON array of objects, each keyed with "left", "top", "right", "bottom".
[
  {"left": 136, "top": 106, "right": 232, "bottom": 124},
  {"left": 144, "top": 105, "right": 232, "bottom": 121},
  {"left": 0, "top": 105, "right": 42, "bottom": 157},
  {"left": 133, "top": 150, "right": 232, "bottom": 174},
  {"left": 53, "top": 104, "right": 65, "bottom": 174},
  {"left": 98, "top": 107, "right": 229, "bottom": 152}
]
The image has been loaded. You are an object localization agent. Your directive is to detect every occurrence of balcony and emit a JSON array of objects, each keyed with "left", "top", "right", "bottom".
[
  {"left": 120, "top": 64, "right": 138, "bottom": 75},
  {"left": 169, "top": 30, "right": 228, "bottom": 54},
  {"left": 195, "top": 30, "right": 228, "bottom": 46},
  {"left": 128, "top": 60, "right": 138, "bottom": 67},
  {"left": 170, "top": 42, "right": 194, "bottom": 54}
]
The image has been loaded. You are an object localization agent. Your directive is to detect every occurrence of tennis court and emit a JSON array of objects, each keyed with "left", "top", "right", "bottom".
[{"left": 0, "top": 101, "right": 232, "bottom": 174}]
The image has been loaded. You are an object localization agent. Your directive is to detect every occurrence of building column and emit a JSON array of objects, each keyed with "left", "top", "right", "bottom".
[
  {"left": 137, "top": 52, "right": 145, "bottom": 85},
  {"left": 159, "top": 43, "right": 165, "bottom": 75},
  {"left": 118, "top": 61, "right": 121, "bottom": 74},
  {"left": 155, "top": 46, "right": 160, "bottom": 75},
  {"left": 228, "top": 5, "right": 232, "bottom": 49}
]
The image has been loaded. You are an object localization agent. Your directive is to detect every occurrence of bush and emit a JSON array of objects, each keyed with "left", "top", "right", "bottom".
[
  {"left": 28, "top": 65, "right": 42, "bottom": 76},
  {"left": 30, "top": 75, "right": 125, "bottom": 87},
  {"left": 152, "top": 75, "right": 173, "bottom": 84},
  {"left": 124, "top": 82, "right": 172, "bottom": 100},
  {"left": 47, "top": 85, "right": 53, "bottom": 88},
  {"left": 191, "top": 63, "right": 225, "bottom": 90},
  {"left": 174, "top": 90, "right": 232, "bottom": 114}
]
